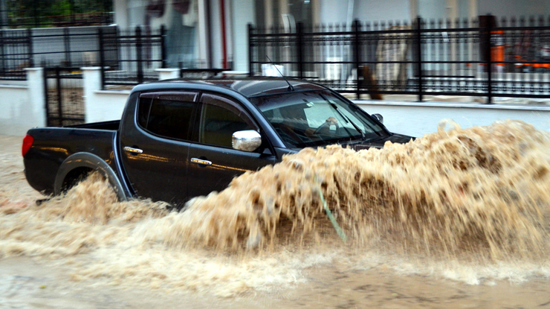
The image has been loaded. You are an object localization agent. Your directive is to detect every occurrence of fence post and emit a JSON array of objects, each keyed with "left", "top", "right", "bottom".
[
  {"left": 23, "top": 68, "right": 47, "bottom": 130},
  {"left": 297, "top": 22, "right": 304, "bottom": 79},
  {"left": 0, "top": 30, "right": 5, "bottom": 74},
  {"left": 63, "top": 27, "right": 71, "bottom": 67},
  {"left": 160, "top": 25, "right": 166, "bottom": 68},
  {"left": 248, "top": 23, "right": 253, "bottom": 77},
  {"left": 416, "top": 16, "right": 423, "bottom": 102},
  {"left": 97, "top": 27, "right": 105, "bottom": 90},
  {"left": 27, "top": 28, "right": 34, "bottom": 67},
  {"left": 43, "top": 68, "right": 50, "bottom": 126},
  {"left": 485, "top": 15, "right": 493, "bottom": 104},
  {"left": 136, "top": 26, "right": 144, "bottom": 84},
  {"left": 55, "top": 66, "right": 63, "bottom": 125},
  {"left": 353, "top": 19, "right": 361, "bottom": 99}
]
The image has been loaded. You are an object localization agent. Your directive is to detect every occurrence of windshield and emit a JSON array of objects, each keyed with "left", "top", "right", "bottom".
[{"left": 251, "top": 90, "right": 388, "bottom": 148}]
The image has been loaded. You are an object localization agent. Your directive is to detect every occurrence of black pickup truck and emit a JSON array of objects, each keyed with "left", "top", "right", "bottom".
[{"left": 22, "top": 78, "right": 412, "bottom": 208}]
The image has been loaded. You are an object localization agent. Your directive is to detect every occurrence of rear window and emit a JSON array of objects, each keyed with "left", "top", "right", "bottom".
[{"left": 137, "top": 94, "right": 197, "bottom": 141}]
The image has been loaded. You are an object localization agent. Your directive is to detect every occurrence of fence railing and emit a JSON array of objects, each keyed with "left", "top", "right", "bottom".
[
  {"left": 249, "top": 15, "right": 550, "bottom": 103},
  {"left": 0, "top": 25, "right": 166, "bottom": 87},
  {"left": 0, "top": 29, "right": 33, "bottom": 80},
  {"left": 0, "top": 26, "right": 118, "bottom": 80},
  {"left": 98, "top": 26, "right": 166, "bottom": 88}
]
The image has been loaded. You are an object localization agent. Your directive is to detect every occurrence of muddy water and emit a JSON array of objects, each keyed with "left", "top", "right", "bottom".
[{"left": 2, "top": 121, "right": 550, "bottom": 308}]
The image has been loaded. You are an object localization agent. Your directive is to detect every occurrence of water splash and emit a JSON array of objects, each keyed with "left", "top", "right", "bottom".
[{"left": 1, "top": 120, "right": 550, "bottom": 295}]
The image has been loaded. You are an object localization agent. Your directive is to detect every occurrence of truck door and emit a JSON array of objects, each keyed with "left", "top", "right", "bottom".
[
  {"left": 119, "top": 91, "right": 198, "bottom": 207},
  {"left": 187, "top": 93, "right": 277, "bottom": 198}
]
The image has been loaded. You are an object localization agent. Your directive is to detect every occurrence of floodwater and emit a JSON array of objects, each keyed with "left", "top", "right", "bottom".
[{"left": 2, "top": 120, "right": 550, "bottom": 308}]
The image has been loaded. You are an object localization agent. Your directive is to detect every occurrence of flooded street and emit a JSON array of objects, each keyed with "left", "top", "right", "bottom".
[{"left": 2, "top": 121, "right": 550, "bottom": 308}]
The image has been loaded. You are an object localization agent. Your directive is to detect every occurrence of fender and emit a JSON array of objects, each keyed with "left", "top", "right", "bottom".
[{"left": 54, "top": 152, "right": 129, "bottom": 201}]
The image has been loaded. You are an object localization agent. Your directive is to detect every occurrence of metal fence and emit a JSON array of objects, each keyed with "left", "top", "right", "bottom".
[
  {"left": 249, "top": 15, "right": 550, "bottom": 103},
  {"left": 99, "top": 26, "right": 166, "bottom": 88},
  {"left": 0, "top": 26, "right": 118, "bottom": 80},
  {"left": 44, "top": 67, "right": 84, "bottom": 127},
  {"left": 0, "top": 25, "right": 166, "bottom": 87},
  {"left": 0, "top": 29, "right": 32, "bottom": 80}
]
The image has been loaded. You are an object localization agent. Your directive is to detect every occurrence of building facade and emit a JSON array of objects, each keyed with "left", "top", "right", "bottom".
[{"left": 112, "top": 0, "right": 550, "bottom": 72}]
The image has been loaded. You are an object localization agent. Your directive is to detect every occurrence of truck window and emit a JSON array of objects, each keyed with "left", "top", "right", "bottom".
[
  {"left": 138, "top": 97, "right": 152, "bottom": 128},
  {"left": 199, "top": 94, "right": 257, "bottom": 148},
  {"left": 138, "top": 97, "right": 196, "bottom": 141},
  {"left": 200, "top": 104, "right": 254, "bottom": 148}
]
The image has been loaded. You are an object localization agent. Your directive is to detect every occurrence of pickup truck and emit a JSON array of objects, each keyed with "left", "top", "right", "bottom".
[{"left": 22, "top": 78, "right": 412, "bottom": 208}]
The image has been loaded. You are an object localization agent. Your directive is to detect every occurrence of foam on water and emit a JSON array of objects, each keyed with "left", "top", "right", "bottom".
[{"left": 1, "top": 120, "right": 550, "bottom": 295}]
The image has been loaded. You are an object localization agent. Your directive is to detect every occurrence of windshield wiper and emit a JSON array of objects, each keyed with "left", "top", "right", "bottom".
[{"left": 327, "top": 102, "right": 365, "bottom": 140}]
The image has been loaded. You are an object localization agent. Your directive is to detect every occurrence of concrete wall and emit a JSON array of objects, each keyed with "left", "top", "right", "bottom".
[
  {"left": 318, "top": 0, "right": 350, "bottom": 25},
  {"left": 478, "top": 0, "right": 550, "bottom": 19},
  {"left": 418, "top": 0, "right": 448, "bottom": 21},
  {"left": 82, "top": 67, "right": 130, "bottom": 123},
  {"left": 0, "top": 68, "right": 46, "bottom": 136},
  {"left": 231, "top": 0, "right": 254, "bottom": 72},
  {"left": 354, "top": 0, "right": 410, "bottom": 22},
  {"left": 210, "top": 0, "right": 223, "bottom": 68},
  {"left": 319, "top": 0, "right": 410, "bottom": 24},
  {"left": 354, "top": 100, "right": 550, "bottom": 138}
]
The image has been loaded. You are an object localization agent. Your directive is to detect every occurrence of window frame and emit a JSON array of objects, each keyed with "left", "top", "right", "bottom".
[
  {"left": 196, "top": 93, "right": 260, "bottom": 149},
  {"left": 137, "top": 91, "right": 199, "bottom": 141}
]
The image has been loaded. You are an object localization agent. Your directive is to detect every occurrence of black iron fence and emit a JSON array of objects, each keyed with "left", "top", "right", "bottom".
[
  {"left": 0, "top": 26, "right": 118, "bottom": 80},
  {"left": 0, "top": 29, "right": 33, "bottom": 80},
  {"left": 44, "top": 66, "right": 84, "bottom": 127},
  {"left": 249, "top": 15, "right": 550, "bottom": 103},
  {"left": 99, "top": 26, "right": 166, "bottom": 88},
  {"left": 0, "top": 25, "right": 166, "bottom": 87}
]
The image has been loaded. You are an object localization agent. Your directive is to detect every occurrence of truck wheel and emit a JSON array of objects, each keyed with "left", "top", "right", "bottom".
[
  {"left": 54, "top": 152, "right": 130, "bottom": 202},
  {"left": 60, "top": 167, "right": 94, "bottom": 194}
]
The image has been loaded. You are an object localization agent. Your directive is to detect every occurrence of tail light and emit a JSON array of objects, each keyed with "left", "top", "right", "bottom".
[{"left": 22, "top": 134, "right": 34, "bottom": 157}]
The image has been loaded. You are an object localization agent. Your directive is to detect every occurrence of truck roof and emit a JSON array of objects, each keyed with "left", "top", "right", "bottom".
[{"left": 131, "top": 78, "right": 327, "bottom": 98}]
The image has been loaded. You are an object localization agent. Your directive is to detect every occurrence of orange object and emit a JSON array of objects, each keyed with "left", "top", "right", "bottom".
[{"left": 491, "top": 31, "right": 505, "bottom": 67}]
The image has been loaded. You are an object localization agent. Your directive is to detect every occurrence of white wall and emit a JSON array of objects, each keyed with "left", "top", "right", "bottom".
[
  {"left": 418, "top": 0, "right": 448, "bottom": 21},
  {"left": 114, "top": 0, "right": 129, "bottom": 27},
  {"left": 319, "top": 0, "right": 410, "bottom": 25},
  {"left": 82, "top": 67, "right": 130, "bottom": 123},
  {"left": 0, "top": 85, "right": 37, "bottom": 135},
  {"left": 354, "top": 0, "right": 410, "bottom": 22},
  {"left": 319, "top": 0, "right": 350, "bottom": 25},
  {"left": 210, "top": 0, "right": 223, "bottom": 68},
  {"left": 232, "top": 0, "right": 254, "bottom": 72},
  {"left": 478, "top": 0, "right": 550, "bottom": 19},
  {"left": 354, "top": 100, "right": 550, "bottom": 138},
  {"left": 0, "top": 68, "right": 46, "bottom": 136}
]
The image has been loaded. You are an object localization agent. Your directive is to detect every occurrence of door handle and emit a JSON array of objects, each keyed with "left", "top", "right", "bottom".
[
  {"left": 124, "top": 146, "right": 143, "bottom": 154},
  {"left": 190, "top": 158, "right": 212, "bottom": 166}
]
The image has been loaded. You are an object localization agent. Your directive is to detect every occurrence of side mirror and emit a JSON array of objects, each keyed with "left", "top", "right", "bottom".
[
  {"left": 232, "top": 130, "right": 262, "bottom": 152},
  {"left": 371, "top": 113, "right": 383, "bottom": 124}
]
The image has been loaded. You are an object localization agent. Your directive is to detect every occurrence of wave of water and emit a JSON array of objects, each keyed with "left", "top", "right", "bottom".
[{"left": 1, "top": 120, "right": 550, "bottom": 295}]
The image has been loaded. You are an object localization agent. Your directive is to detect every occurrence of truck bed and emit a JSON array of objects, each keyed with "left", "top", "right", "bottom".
[
  {"left": 23, "top": 125, "right": 119, "bottom": 195},
  {"left": 67, "top": 120, "right": 120, "bottom": 130}
]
